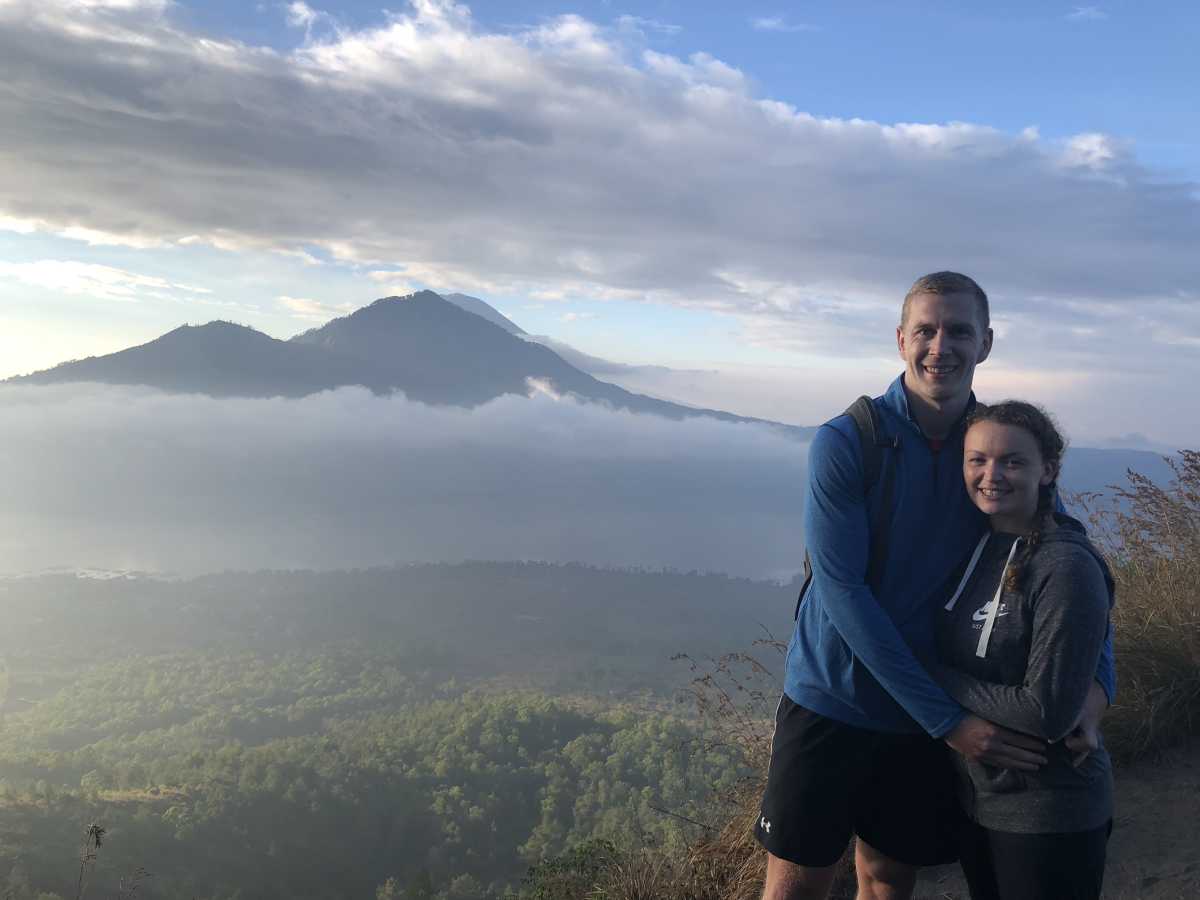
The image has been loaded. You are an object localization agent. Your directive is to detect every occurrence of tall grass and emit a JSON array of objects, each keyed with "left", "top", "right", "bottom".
[{"left": 1078, "top": 449, "right": 1200, "bottom": 761}]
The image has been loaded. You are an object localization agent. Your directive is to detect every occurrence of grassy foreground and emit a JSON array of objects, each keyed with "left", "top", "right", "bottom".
[{"left": 522, "top": 450, "right": 1200, "bottom": 900}]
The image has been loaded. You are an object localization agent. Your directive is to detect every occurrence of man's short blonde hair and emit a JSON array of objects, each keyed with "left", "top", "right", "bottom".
[{"left": 901, "top": 271, "right": 990, "bottom": 330}]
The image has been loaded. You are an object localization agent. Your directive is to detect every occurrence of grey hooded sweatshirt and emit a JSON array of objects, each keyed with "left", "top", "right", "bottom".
[{"left": 933, "top": 513, "right": 1115, "bottom": 834}]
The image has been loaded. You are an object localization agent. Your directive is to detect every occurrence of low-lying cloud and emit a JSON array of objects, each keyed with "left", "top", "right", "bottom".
[{"left": 0, "top": 384, "right": 808, "bottom": 578}]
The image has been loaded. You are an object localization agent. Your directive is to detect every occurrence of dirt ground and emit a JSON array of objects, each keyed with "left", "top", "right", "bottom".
[{"left": 913, "top": 741, "right": 1200, "bottom": 899}]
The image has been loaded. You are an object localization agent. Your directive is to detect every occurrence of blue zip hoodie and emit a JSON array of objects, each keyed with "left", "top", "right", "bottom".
[{"left": 783, "top": 376, "right": 1115, "bottom": 737}]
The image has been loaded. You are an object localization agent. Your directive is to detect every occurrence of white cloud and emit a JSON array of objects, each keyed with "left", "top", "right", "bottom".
[
  {"left": 615, "top": 15, "right": 681, "bottom": 36},
  {"left": 274, "top": 246, "right": 325, "bottom": 266},
  {"left": 63, "top": 0, "right": 167, "bottom": 10},
  {"left": 364, "top": 269, "right": 420, "bottom": 296},
  {"left": 0, "top": 214, "right": 170, "bottom": 248},
  {"left": 277, "top": 294, "right": 356, "bottom": 321},
  {"left": 284, "top": 0, "right": 339, "bottom": 42},
  {"left": 750, "top": 15, "right": 817, "bottom": 33},
  {"left": 285, "top": 1, "right": 319, "bottom": 29},
  {"left": 55, "top": 225, "right": 170, "bottom": 249},
  {"left": 0, "top": 0, "right": 1195, "bottom": 381},
  {"left": 560, "top": 311, "right": 597, "bottom": 323},
  {"left": 0, "top": 383, "right": 810, "bottom": 577},
  {"left": 1067, "top": 6, "right": 1108, "bottom": 21},
  {"left": 0, "top": 215, "right": 38, "bottom": 234},
  {"left": 0, "top": 260, "right": 209, "bottom": 301},
  {"left": 1060, "top": 132, "right": 1127, "bottom": 171}
]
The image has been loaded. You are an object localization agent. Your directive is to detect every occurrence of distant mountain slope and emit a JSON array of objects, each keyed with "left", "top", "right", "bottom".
[
  {"left": 440, "top": 291, "right": 679, "bottom": 378},
  {"left": 1059, "top": 447, "right": 1177, "bottom": 498},
  {"left": 441, "top": 292, "right": 526, "bottom": 335},
  {"left": 11, "top": 321, "right": 394, "bottom": 397}
]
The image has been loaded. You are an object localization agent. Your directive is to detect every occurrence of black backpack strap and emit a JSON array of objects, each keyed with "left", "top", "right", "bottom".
[
  {"left": 794, "top": 396, "right": 900, "bottom": 619},
  {"left": 844, "top": 397, "right": 884, "bottom": 494}
]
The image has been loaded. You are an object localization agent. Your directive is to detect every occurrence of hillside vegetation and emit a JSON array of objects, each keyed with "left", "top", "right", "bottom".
[
  {"left": 0, "top": 660, "right": 745, "bottom": 899},
  {"left": 0, "top": 566, "right": 786, "bottom": 899}
]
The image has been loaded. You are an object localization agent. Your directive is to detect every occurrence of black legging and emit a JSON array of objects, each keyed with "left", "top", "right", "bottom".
[{"left": 957, "top": 819, "right": 1111, "bottom": 900}]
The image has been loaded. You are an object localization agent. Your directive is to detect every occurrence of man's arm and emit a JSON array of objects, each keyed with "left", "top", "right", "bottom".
[{"left": 804, "top": 424, "right": 969, "bottom": 737}]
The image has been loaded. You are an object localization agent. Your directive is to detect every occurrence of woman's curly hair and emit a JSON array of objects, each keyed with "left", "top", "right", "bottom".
[{"left": 966, "top": 400, "right": 1068, "bottom": 592}]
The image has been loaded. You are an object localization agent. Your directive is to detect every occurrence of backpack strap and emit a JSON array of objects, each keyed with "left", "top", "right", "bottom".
[
  {"left": 844, "top": 396, "right": 885, "bottom": 496},
  {"left": 794, "top": 396, "right": 900, "bottom": 619}
]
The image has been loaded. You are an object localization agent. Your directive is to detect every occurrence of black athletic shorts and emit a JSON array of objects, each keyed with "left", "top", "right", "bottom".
[
  {"left": 957, "top": 819, "right": 1112, "bottom": 900},
  {"left": 754, "top": 694, "right": 963, "bottom": 868}
]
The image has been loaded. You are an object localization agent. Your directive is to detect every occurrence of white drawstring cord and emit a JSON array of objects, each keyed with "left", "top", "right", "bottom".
[
  {"left": 944, "top": 533, "right": 990, "bottom": 611},
  {"left": 977, "top": 537, "right": 1023, "bottom": 658}
]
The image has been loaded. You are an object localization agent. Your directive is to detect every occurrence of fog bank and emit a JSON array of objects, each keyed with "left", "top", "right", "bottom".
[{"left": 0, "top": 384, "right": 808, "bottom": 578}]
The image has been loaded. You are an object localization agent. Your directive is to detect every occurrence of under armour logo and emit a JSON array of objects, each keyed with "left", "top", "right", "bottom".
[{"left": 760, "top": 816, "right": 771, "bottom": 834}]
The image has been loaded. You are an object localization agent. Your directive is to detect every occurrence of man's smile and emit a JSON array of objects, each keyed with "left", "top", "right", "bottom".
[{"left": 923, "top": 363, "right": 958, "bottom": 376}]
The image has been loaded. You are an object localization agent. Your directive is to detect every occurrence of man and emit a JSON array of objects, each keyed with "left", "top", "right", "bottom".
[{"left": 756, "top": 272, "right": 1114, "bottom": 900}]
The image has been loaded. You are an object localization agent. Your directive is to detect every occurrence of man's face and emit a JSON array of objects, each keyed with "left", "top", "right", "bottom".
[{"left": 896, "top": 292, "right": 993, "bottom": 407}]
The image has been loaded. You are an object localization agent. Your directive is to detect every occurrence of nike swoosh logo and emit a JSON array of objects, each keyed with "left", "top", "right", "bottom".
[{"left": 972, "top": 603, "right": 1009, "bottom": 622}]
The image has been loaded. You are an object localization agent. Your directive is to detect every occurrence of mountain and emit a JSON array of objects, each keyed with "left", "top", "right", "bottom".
[
  {"left": 11, "top": 320, "right": 395, "bottom": 397},
  {"left": 289, "top": 291, "right": 603, "bottom": 406},
  {"left": 11, "top": 291, "right": 814, "bottom": 436}
]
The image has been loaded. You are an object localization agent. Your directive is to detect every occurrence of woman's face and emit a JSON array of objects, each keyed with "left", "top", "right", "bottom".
[{"left": 963, "top": 420, "right": 1057, "bottom": 531}]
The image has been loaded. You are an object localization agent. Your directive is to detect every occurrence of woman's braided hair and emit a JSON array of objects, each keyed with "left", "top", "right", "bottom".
[{"left": 966, "top": 400, "right": 1068, "bottom": 593}]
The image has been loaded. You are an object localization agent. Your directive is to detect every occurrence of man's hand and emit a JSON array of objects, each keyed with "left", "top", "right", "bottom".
[
  {"left": 945, "top": 714, "right": 1047, "bottom": 771},
  {"left": 1064, "top": 680, "right": 1109, "bottom": 767}
]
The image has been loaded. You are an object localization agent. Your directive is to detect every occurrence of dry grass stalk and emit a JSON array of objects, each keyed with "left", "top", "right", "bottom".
[{"left": 1076, "top": 449, "right": 1200, "bottom": 761}]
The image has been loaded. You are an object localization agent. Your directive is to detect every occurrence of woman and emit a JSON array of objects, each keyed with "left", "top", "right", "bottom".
[{"left": 933, "top": 400, "right": 1114, "bottom": 900}]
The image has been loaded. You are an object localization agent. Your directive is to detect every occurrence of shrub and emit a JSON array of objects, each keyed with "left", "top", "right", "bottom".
[
  {"left": 1080, "top": 449, "right": 1200, "bottom": 761},
  {"left": 519, "top": 839, "right": 617, "bottom": 899}
]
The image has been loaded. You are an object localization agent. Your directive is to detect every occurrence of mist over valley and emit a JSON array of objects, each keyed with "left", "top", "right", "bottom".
[{"left": 1, "top": 291, "right": 1172, "bottom": 579}]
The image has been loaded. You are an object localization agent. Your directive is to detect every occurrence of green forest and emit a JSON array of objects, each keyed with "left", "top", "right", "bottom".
[{"left": 0, "top": 564, "right": 792, "bottom": 899}]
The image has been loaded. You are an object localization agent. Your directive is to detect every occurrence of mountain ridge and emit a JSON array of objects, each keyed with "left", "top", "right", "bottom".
[{"left": 11, "top": 290, "right": 815, "bottom": 438}]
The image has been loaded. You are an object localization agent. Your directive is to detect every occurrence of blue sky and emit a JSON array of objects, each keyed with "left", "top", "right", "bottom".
[{"left": 1, "top": 0, "right": 1198, "bottom": 446}]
